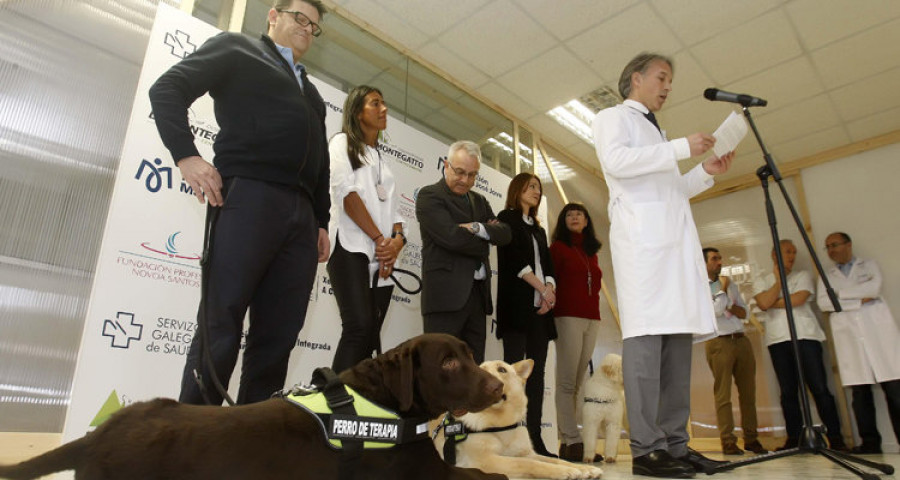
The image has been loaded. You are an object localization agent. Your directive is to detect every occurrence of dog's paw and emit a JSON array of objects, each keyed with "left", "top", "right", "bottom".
[
  {"left": 576, "top": 466, "right": 604, "bottom": 479},
  {"left": 604, "top": 456, "right": 617, "bottom": 463}
]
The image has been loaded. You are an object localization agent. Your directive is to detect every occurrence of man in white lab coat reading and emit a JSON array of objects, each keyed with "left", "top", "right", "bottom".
[
  {"left": 592, "top": 52, "right": 734, "bottom": 478},
  {"left": 817, "top": 232, "right": 900, "bottom": 454}
]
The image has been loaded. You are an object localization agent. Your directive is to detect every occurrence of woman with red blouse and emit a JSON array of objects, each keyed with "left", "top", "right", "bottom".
[{"left": 550, "top": 203, "right": 604, "bottom": 462}]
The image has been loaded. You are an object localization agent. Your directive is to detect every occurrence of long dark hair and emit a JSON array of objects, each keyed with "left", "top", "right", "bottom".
[
  {"left": 551, "top": 203, "right": 601, "bottom": 256},
  {"left": 341, "top": 85, "right": 383, "bottom": 170},
  {"left": 504, "top": 173, "right": 541, "bottom": 225}
]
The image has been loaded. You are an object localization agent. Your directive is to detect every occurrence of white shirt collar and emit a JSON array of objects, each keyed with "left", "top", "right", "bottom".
[{"left": 623, "top": 98, "right": 650, "bottom": 114}]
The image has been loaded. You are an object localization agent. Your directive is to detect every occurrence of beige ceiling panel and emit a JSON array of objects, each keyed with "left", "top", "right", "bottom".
[
  {"left": 652, "top": 0, "right": 785, "bottom": 47},
  {"left": 416, "top": 42, "right": 491, "bottom": 89},
  {"left": 810, "top": 17, "right": 900, "bottom": 89},
  {"left": 527, "top": 113, "right": 585, "bottom": 149},
  {"left": 476, "top": 81, "right": 541, "bottom": 121},
  {"left": 845, "top": 106, "right": 900, "bottom": 143},
  {"left": 657, "top": 97, "right": 725, "bottom": 142},
  {"left": 513, "top": 0, "right": 638, "bottom": 41},
  {"left": 752, "top": 95, "right": 841, "bottom": 146},
  {"left": 829, "top": 67, "right": 900, "bottom": 122},
  {"left": 690, "top": 9, "right": 801, "bottom": 85},
  {"left": 566, "top": 3, "right": 681, "bottom": 82},
  {"left": 436, "top": 0, "right": 557, "bottom": 77},
  {"left": 785, "top": 0, "right": 900, "bottom": 51},
  {"left": 664, "top": 51, "right": 714, "bottom": 108},
  {"left": 338, "top": 0, "right": 431, "bottom": 50},
  {"left": 349, "top": 0, "right": 490, "bottom": 38},
  {"left": 495, "top": 46, "right": 603, "bottom": 112},
  {"left": 768, "top": 126, "right": 850, "bottom": 164},
  {"left": 722, "top": 56, "right": 824, "bottom": 112}
]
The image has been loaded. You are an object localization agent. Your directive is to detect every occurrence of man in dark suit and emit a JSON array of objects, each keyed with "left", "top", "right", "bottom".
[{"left": 416, "top": 141, "right": 511, "bottom": 363}]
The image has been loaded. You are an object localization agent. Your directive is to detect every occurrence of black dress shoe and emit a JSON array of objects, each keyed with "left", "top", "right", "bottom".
[
  {"left": 633, "top": 450, "right": 696, "bottom": 478},
  {"left": 676, "top": 448, "right": 729, "bottom": 474}
]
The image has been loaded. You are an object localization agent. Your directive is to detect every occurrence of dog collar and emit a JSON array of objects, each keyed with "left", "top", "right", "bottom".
[
  {"left": 439, "top": 413, "right": 524, "bottom": 465},
  {"left": 584, "top": 396, "right": 615, "bottom": 404}
]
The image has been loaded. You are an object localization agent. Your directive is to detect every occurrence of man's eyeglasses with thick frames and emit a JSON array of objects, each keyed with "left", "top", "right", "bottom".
[{"left": 276, "top": 9, "right": 323, "bottom": 37}]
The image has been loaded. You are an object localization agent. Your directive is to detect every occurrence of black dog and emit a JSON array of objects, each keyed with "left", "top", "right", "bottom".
[{"left": 0, "top": 333, "right": 507, "bottom": 480}]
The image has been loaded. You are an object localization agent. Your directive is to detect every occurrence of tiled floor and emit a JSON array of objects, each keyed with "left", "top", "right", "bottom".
[{"left": 511, "top": 452, "right": 899, "bottom": 480}]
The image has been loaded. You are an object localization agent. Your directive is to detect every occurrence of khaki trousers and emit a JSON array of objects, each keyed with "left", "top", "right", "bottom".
[{"left": 705, "top": 334, "right": 759, "bottom": 445}]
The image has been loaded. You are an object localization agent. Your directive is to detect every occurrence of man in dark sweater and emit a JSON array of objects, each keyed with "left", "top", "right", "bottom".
[{"left": 149, "top": 0, "right": 330, "bottom": 405}]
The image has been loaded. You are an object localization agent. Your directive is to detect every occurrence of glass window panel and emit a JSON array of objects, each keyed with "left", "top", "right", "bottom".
[
  {"left": 193, "top": 0, "right": 233, "bottom": 30},
  {"left": 518, "top": 127, "right": 534, "bottom": 174}
]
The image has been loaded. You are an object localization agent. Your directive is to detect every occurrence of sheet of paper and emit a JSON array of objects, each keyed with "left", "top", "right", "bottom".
[{"left": 712, "top": 111, "right": 748, "bottom": 157}]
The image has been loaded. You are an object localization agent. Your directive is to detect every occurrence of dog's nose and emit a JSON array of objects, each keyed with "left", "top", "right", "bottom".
[{"left": 485, "top": 376, "right": 503, "bottom": 399}]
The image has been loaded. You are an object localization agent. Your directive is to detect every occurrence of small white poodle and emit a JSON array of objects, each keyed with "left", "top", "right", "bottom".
[{"left": 581, "top": 353, "right": 624, "bottom": 463}]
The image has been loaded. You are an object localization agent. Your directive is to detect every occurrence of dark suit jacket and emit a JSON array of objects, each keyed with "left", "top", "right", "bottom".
[
  {"left": 416, "top": 180, "right": 511, "bottom": 315},
  {"left": 495, "top": 209, "right": 557, "bottom": 340}
]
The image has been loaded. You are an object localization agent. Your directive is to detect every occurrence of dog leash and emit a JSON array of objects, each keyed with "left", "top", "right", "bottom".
[{"left": 195, "top": 199, "right": 237, "bottom": 406}]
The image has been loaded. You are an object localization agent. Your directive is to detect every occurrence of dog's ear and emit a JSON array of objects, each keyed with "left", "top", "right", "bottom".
[
  {"left": 512, "top": 359, "right": 534, "bottom": 381},
  {"left": 601, "top": 364, "right": 614, "bottom": 379},
  {"left": 383, "top": 341, "right": 415, "bottom": 411}
]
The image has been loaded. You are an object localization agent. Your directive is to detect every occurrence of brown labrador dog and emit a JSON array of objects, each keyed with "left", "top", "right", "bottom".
[{"left": 0, "top": 333, "right": 507, "bottom": 480}]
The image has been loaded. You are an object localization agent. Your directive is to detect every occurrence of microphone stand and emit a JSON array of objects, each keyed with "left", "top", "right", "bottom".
[{"left": 712, "top": 106, "right": 893, "bottom": 479}]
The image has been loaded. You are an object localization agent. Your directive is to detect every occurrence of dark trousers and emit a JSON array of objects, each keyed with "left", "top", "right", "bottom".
[
  {"left": 327, "top": 238, "right": 394, "bottom": 374},
  {"left": 502, "top": 314, "right": 551, "bottom": 450},
  {"left": 768, "top": 340, "right": 844, "bottom": 442},
  {"left": 851, "top": 379, "right": 900, "bottom": 446},
  {"left": 423, "top": 281, "right": 487, "bottom": 363},
  {"left": 180, "top": 177, "right": 318, "bottom": 405}
]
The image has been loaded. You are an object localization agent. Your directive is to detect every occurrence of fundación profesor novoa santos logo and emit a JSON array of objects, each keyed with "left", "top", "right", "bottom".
[{"left": 102, "top": 311, "right": 143, "bottom": 349}]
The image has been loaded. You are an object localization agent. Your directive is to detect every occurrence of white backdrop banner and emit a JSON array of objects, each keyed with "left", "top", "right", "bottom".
[{"left": 62, "top": 3, "right": 526, "bottom": 453}]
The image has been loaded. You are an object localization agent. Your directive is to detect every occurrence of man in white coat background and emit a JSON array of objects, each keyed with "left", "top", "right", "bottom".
[
  {"left": 817, "top": 232, "right": 900, "bottom": 454},
  {"left": 592, "top": 52, "right": 734, "bottom": 478}
]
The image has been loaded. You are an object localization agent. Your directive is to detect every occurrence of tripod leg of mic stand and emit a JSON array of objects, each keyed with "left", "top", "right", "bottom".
[
  {"left": 820, "top": 448, "right": 895, "bottom": 475},
  {"left": 816, "top": 448, "right": 890, "bottom": 480}
]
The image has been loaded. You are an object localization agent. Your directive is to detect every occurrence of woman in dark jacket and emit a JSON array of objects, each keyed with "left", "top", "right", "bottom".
[{"left": 496, "top": 172, "right": 557, "bottom": 457}]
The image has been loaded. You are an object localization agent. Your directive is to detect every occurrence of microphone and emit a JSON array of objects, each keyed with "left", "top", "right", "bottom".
[{"left": 704, "top": 88, "right": 768, "bottom": 107}]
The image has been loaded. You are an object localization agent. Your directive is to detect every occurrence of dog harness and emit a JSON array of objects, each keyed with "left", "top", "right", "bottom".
[
  {"left": 436, "top": 413, "right": 524, "bottom": 465},
  {"left": 278, "top": 368, "right": 429, "bottom": 480}
]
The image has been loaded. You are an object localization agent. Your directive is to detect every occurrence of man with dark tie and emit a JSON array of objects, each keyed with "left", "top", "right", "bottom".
[
  {"left": 592, "top": 52, "right": 734, "bottom": 478},
  {"left": 415, "top": 140, "right": 511, "bottom": 363},
  {"left": 149, "top": 0, "right": 330, "bottom": 405}
]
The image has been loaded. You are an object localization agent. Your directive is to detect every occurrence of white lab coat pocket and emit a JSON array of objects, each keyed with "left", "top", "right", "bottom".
[{"left": 633, "top": 201, "right": 677, "bottom": 248}]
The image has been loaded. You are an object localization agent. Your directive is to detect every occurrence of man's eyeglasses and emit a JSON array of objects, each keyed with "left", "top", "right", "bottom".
[
  {"left": 446, "top": 161, "right": 478, "bottom": 180},
  {"left": 277, "top": 9, "right": 322, "bottom": 37},
  {"left": 824, "top": 241, "right": 848, "bottom": 250}
]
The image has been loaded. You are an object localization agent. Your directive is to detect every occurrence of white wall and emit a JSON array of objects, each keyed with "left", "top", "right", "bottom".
[{"left": 803, "top": 141, "right": 900, "bottom": 453}]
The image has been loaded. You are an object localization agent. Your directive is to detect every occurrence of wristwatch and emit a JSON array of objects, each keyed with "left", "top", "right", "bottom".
[
  {"left": 391, "top": 230, "right": 407, "bottom": 246},
  {"left": 470, "top": 223, "right": 481, "bottom": 235}
]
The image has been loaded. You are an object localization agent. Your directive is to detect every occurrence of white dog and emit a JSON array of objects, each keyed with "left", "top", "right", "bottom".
[
  {"left": 581, "top": 353, "right": 624, "bottom": 463},
  {"left": 433, "top": 359, "right": 603, "bottom": 480}
]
